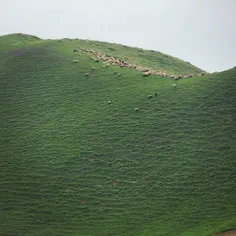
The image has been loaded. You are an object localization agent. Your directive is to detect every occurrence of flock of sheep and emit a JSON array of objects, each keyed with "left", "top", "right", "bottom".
[
  {"left": 73, "top": 46, "right": 207, "bottom": 80},
  {"left": 71, "top": 45, "right": 182, "bottom": 110}
]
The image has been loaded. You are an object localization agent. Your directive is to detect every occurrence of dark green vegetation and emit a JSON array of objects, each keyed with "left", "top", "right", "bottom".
[{"left": 0, "top": 34, "right": 235, "bottom": 236}]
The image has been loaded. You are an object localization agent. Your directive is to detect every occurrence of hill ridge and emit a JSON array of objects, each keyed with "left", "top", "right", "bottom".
[{"left": 1, "top": 33, "right": 205, "bottom": 76}]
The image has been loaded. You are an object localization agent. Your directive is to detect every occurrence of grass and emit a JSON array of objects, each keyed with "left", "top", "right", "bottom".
[{"left": 0, "top": 34, "right": 235, "bottom": 236}]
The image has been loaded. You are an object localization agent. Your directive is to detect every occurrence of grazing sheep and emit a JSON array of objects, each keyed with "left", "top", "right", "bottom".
[
  {"left": 173, "top": 76, "right": 182, "bottom": 80},
  {"left": 134, "top": 108, "right": 139, "bottom": 111},
  {"left": 85, "top": 73, "right": 89, "bottom": 76},
  {"left": 148, "top": 95, "right": 153, "bottom": 99},
  {"left": 108, "top": 101, "right": 112, "bottom": 104},
  {"left": 117, "top": 73, "right": 122, "bottom": 76},
  {"left": 73, "top": 60, "right": 79, "bottom": 63},
  {"left": 143, "top": 72, "right": 151, "bottom": 76},
  {"left": 173, "top": 84, "right": 177, "bottom": 87}
]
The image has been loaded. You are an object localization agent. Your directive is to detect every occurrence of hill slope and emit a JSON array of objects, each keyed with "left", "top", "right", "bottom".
[{"left": 0, "top": 34, "right": 235, "bottom": 236}]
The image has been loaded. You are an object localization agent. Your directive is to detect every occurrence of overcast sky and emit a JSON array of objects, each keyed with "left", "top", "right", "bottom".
[{"left": 1, "top": 0, "right": 236, "bottom": 72}]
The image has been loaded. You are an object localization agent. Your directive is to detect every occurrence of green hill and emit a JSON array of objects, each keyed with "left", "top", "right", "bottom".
[
  {"left": 0, "top": 33, "right": 235, "bottom": 236},
  {"left": 0, "top": 33, "right": 41, "bottom": 52}
]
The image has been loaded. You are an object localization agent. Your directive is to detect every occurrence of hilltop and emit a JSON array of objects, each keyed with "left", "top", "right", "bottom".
[
  {"left": 0, "top": 33, "right": 205, "bottom": 77},
  {"left": 0, "top": 33, "right": 235, "bottom": 236}
]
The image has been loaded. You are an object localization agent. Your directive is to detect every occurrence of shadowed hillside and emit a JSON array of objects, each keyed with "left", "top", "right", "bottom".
[{"left": 0, "top": 34, "right": 235, "bottom": 236}]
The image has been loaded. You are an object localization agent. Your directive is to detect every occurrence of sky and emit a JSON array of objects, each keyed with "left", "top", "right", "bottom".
[{"left": 1, "top": 0, "right": 236, "bottom": 72}]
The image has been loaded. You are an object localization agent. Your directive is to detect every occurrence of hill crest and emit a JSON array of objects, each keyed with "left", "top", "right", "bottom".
[{"left": 1, "top": 33, "right": 205, "bottom": 77}]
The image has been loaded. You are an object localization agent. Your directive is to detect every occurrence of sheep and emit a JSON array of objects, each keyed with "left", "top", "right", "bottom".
[
  {"left": 173, "top": 84, "right": 177, "bottom": 87},
  {"left": 143, "top": 72, "right": 151, "bottom": 76},
  {"left": 148, "top": 95, "right": 153, "bottom": 99},
  {"left": 108, "top": 101, "right": 112, "bottom": 104},
  {"left": 85, "top": 73, "right": 89, "bottom": 76},
  {"left": 72, "top": 60, "right": 79, "bottom": 63},
  {"left": 173, "top": 76, "right": 182, "bottom": 80},
  {"left": 134, "top": 108, "right": 139, "bottom": 111}
]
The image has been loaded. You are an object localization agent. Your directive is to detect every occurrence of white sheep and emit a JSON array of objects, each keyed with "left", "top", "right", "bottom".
[
  {"left": 143, "top": 72, "right": 151, "bottom": 76},
  {"left": 73, "top": 60, "right": 79, "bottom": 63},
  {"left": 173, "top": 84, "right": 177, "bottom": 87}
]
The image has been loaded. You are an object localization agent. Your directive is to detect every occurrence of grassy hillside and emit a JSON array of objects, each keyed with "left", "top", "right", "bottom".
[
  {"left": 0, "top": 33, "right": 205, "bottom": 76},
  {"left": 0, "top": 34, "right": 235, "bottom": 236}
]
